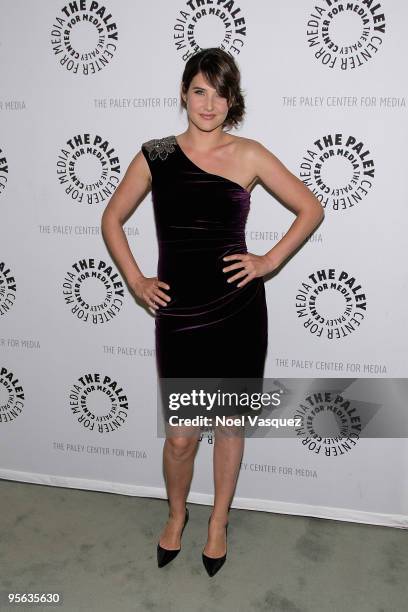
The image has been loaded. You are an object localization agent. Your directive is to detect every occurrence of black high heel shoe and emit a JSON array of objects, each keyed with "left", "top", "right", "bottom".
[
  {"left": 202, "top": 514, "right": 229, "bottom": 577},
  {"left": 157, "top": 506, "right": 189, "bottom": 568}
]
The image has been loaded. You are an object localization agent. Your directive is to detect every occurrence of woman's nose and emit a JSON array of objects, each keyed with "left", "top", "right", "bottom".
[{"left": 204, "top": 96, "right": 214, "bottom": 111}]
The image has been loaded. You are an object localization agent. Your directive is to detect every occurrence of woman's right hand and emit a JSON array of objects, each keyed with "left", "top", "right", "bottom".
[{"left": 131, "top": 276, "right": 171, "bottom": 314}]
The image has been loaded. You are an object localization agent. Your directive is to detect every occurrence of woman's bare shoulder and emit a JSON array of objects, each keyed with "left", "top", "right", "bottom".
[
  {"left": 231, "top": 135, "right": 276, "bottom": 161},
  {"left": 234, "top": 136, "right": 271, "bottom": 155}
]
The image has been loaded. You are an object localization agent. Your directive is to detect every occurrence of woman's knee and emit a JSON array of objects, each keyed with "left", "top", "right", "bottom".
[
  {"left": 214, "top": 422, "right": 245, "bottom": 438},
  {"left": 165, "top": 430, "right": 199, "bottom": 457}
]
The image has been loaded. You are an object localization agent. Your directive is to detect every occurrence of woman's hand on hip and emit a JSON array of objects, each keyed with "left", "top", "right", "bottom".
[
  {"left": 222, "top": 253, "right": 276, "bottom": 288},
  {"left": 131, "top": 276, "right": 171, "bottom": 314}
]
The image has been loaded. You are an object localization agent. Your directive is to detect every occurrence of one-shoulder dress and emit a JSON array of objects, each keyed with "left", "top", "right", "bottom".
[{"left": 141, "top": 135, "right": 268, "bottom": 417}]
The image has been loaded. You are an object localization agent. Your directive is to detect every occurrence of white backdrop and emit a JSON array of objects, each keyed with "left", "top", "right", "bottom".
[{"left": 1, "top": 0, "right": 407, "bottom": 528}]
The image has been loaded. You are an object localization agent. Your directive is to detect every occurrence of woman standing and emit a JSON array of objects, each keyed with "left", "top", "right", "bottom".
[{"left": 101, "top": 47, "right": 324, "bottom": 577}]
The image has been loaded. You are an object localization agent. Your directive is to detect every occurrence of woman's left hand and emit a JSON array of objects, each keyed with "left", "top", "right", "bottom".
[{"left": 222, "top": 252, "right": 276, "bottom": 288}]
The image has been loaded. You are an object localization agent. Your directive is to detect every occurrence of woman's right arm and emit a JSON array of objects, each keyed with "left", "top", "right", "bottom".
[{"left": 101, "top": 149, "right": 171, "bottom": 313}]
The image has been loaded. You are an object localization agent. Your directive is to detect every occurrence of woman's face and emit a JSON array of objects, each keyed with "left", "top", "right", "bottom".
[{"left": 181, "top": 71, "right": 230, "bottom": 132}]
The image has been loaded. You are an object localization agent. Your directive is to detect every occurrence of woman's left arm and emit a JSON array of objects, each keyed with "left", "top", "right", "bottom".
[{"left": 222, "top": 140, "right": 325, "bottom": 287}]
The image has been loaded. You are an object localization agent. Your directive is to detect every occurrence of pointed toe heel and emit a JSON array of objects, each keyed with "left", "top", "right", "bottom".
[
  {"left": 157, "top": 506, "right": 189, "bottom": 568},
  {"left": 202, "top": 517, "right": 228, "bottom": 577}
]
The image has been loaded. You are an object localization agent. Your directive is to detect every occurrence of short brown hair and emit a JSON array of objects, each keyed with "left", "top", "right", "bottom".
[{"left": 180, "top": 48, "right": 245, "bottom": 130}]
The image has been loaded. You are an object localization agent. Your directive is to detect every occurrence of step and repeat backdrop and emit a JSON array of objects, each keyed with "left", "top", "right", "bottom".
[{"left": 1, "top": 1, "right": 407, "bottom": 527}]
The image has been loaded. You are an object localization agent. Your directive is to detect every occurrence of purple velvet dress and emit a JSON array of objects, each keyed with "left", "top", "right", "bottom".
[{"left": 141, "top": 134, "right": 268, "bottom": 384}]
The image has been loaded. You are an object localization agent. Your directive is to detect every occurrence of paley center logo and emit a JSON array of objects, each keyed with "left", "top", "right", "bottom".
[
  {"left": 0, "top": 261, "right": 17, "bottom": 316},
  {"left": 0, "top": 145, "right": 8, "bottom": 197},
  {"left": 293, "top": 389, "right": 362, "bottom": 456},
  {"left": 299, "top": 133, "right": 375, "bottom": 212},
  {"left": 295, "top": 268, "right": 367, "bottom": 339},
  {"left": 51, "top": 1, "right": 118, "bottom": 75},
  {"left": 69, "top": 372, "right": 129, "bottom": 432},
  {"left": 307, "top": 0, "right": 386, "bottom": 70},
  {"left": 56, "top": 133, "right": 121, "bottom": 204},
  {"left": 173, "top": 0, "right": 247, "bottom": 60},
  {"left": 0, "top": 366, "right": 25, "bottom": 424},
  {"left": 62, "top": 257, "right": 125, "bottom": 324}
]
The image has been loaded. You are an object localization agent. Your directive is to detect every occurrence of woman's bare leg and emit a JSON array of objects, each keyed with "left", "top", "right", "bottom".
[
  {"left": 159, "top": 424, "right": 201, "bottom": 548},
  {"left": 203, "top": 421, "right": 245, "bottom": 557}
]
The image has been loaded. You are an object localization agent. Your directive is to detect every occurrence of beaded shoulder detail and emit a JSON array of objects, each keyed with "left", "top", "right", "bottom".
[{"left": 143, "top": 135, "right": 177, "bottom": 161}]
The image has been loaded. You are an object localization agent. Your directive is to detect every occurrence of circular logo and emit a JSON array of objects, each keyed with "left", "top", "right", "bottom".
[
  {"left": 69, "top": 372, "right": 129, "bottom": 431},
  {"left": 62, "top": 257, "right": 125, "bottom": 324},
  {"left": 0, "top": 145, "right": 8, "bottom": 197},
  {"left": 299, "top": 133, "right": 375, "bottom": 212},
  {"left": 294, "top": 392, "right": 361, "bottom": 455},
  {"left": 0, "top": 367, "right": 25, "bottom": 423},
  {"left": 0, "top": 148, "right": 8, "bottom": 194},
  {"left": 173, "top": 0, "right": 247, "bottom": 60},
  {"left": 51, "top": 1, "right": 118, "bottom": 75},
  {"left": 306, "top": 1, "right": 386, "bottom": 70},
  {"left": 295, "top": 268, "right": 367, "bottom": 339},
  {"left": 57, "top": 133, "right": 121, "bottom": 204},
  {"left": 0, "top": 261, "right": 17, "bottom": 316}
]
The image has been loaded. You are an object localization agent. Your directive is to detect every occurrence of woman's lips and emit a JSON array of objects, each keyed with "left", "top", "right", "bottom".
[{"left": 200, "top": 114, "right": 215, "bottom": 119}]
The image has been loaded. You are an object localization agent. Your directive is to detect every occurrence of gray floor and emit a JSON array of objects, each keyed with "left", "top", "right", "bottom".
[{"left": 0, "top": 479, "right": 407, "bottom": 612}]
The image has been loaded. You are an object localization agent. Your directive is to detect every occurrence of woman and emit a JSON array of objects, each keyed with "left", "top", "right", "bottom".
[{"left": 101, "top": 47, "right": 324, "bottom": 577}]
